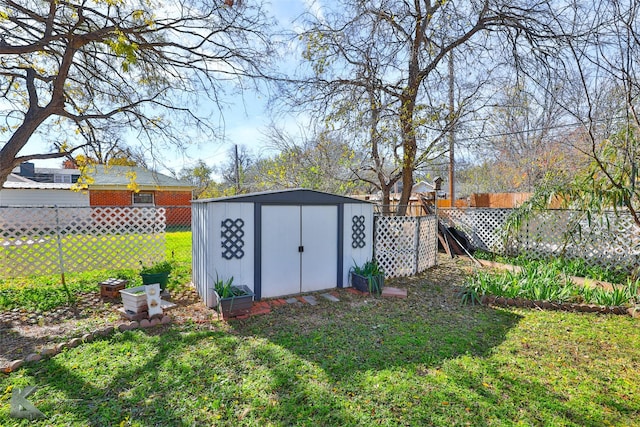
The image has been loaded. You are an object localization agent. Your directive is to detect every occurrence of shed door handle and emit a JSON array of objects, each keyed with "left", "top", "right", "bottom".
[{"left": 298, "top": 246, "right": 304, "bottom": 253}]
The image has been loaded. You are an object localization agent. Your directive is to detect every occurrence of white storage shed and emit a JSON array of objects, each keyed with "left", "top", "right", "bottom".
[{"left": 192, "top": 189, "right": 374, "bottom": 302}]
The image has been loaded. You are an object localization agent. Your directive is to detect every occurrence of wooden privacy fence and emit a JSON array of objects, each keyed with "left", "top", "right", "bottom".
[
  {"left": 374, "top": 215, "right": 439, "bottom": 278},
  {"left": 438, "top": 207, "right": 640, "bottom": 273},
  {"left": 0, "top": 206, "right": 170, "bottom": 279}
]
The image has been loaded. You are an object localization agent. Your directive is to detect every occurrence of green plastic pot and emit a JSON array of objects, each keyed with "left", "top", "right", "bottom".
[{"left": 140, "top": 271, "right": 170, "bottom": 291}]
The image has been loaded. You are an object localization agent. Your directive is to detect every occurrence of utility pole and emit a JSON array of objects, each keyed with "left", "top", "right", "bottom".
[
  {"left": 234, "top": 144, "right": 240, "bottom": 194},
  {"left": 448, "top": 50, "right": 455, "bottom": 207}
]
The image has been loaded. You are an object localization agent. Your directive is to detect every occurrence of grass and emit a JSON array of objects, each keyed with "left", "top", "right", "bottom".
[
  {"left": 1, "top": 258, "right": 639, "bottom": 426},
  {"left": 0, "top": 232, "right": 192, "bottom": 312}
]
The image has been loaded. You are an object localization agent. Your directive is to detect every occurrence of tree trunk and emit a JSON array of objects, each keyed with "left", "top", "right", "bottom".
[
  {"left": 0, "top": 105, "right": 51, "bottom": 188},
  {"left": 396, "top": 96, "right": 417, "bottom": 216},
  {"left": 381, "top": 184, "right": 392, "bottom": 216}
]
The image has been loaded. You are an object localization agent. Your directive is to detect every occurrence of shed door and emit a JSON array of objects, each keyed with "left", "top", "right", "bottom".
[
  {"left": 301, "top": 205, "right": 337, "bottom": 292},
  {"left": 261, "top": 205, "right": 337, "bottom": 298}
]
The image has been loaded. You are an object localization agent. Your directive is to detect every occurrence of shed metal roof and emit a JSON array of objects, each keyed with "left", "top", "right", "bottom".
[{"left": 193, "top": 189, "right": 372, "bottom": 205}]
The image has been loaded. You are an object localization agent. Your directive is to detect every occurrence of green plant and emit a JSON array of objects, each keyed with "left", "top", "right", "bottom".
[
  {"left": 462, "top": 263, "right": 580, "bottom": 305},
  {"left": 139, "top": 260, "right": 173, "bottom": 275},
  {"left": 213, "top": 275, "right": 250, "bottom": 298},
  {"left": 351, "top": 259, "right": 384, "bottom": 294},
  {"left": 351, "top": 259, "right": 383, "bottom": 277},
  {"left": 472, "top": 250, "right": 495, "bottom": 261},
  {"left": 589, "top": 285, "right": 633, "bottom": 307},
  {"left": 214, "top": 274, "right": 236, "bottom": 298},
  {"left": 460, "top": 282, "right": 482, "bottom": 305}
]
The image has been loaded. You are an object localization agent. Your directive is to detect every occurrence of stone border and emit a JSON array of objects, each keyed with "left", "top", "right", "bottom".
[
  {"left": 0, "top": 315, "right": 172, "bottom": 374},
  {"left": 481, "top": 295, "right": 639, "bottom": 317}
]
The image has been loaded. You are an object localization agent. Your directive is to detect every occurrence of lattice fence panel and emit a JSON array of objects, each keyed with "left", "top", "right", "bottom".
[
  {"left": 439, "top": 208, "right": 640, "bottom": 274},
  {"left": 517, "top": 210, "right": 640, "bottom": 272},
  {"left": 0, "top": 206, "right": 165, "bottom": 279},
  {"left": 374, "top": 215, "right": 438, "bottom": 278},
  {"left": 438, "top": 208, "right": 511, "bottom": 252},
  {"left": 417, "top": 216, "right": 438, "bottom": 273}
]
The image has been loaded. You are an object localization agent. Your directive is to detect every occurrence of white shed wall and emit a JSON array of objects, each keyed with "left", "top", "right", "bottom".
[
  {"left": 209, "top": 202, "right": 255, "bottom": 293},
  {"left": 191, "top": 202, "right": 209, "bottom": 301},
  {"left": 0, "top": 189, "right": 89, "bottom": 206},
  {"left": 342, "top": 203, "right": 375, "bottom": 287},
  {"left": 192, "top": 202, "right": 255, "bottom": 306}
]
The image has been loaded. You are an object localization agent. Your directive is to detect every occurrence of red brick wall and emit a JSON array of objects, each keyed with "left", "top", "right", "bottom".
[
  {"left": 89, "top": 189, "right": 192, "bottom": 226},
  {"left": 90, "top": 190, "right": 131, "bottom": 206},
  {"left": 155, "top": 191, "right": 192, "bottom": 227},
  {"left": 155, "top": 191, "right": 192, "bottom": 206}
]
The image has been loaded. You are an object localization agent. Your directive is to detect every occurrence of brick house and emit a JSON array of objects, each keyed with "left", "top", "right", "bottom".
[
  {"left": 5, "top": 163, "right": 193, "bottom": 226},
  {"left": 86, "top": 165, "right": 193, "bottom": 226}
]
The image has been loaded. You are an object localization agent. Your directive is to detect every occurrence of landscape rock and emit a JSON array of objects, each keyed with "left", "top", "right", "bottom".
[
  {"left": 25, "top": 353, "right": 41, "bottom": 363},
  {"left": 9, "top": 359, "right": 23, "bottom": 371},
  {"left": 101, "top": 326, "right": 115, "bottom": 336},
  {"left": 68, "top": 338, "right": 82, "bottom": 348},
  {"left": 41, "top": 347, "right": 57, "bottom": 357}
]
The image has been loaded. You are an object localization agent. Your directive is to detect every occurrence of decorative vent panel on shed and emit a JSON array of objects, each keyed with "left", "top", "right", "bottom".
[
  {"left": 352, "top": 215, "right": 366, "bottom": 248},
  {"left": 221, "top": 218, "right": 245, "bottom": 260}
]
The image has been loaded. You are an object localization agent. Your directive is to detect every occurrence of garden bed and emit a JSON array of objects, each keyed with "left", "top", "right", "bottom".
[
  {"left": 475, "top": 259, "right": 618, "bottom": 291},
  {"left": 462, "top": 254, "right": 640, "bottom": 313}
]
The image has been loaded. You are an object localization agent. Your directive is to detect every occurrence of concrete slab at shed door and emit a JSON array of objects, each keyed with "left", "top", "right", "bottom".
[{"left": 261, "top": 205, "right": 338, "bottom": 298}]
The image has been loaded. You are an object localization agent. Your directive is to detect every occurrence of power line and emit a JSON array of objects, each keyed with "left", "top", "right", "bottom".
[{"left": 455, "top": 116, "right": 629, "bottom": 142}]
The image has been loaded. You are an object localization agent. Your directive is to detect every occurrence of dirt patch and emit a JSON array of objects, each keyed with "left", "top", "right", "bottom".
[{"left": 0, "top": 287, "right": 219, "bottom": 367}]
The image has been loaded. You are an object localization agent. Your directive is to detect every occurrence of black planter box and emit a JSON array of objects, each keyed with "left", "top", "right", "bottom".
[
  {"left": 350, "top": 272, "right": 384, "bottom": 294},
  {"left": 215, "top": 285, "right": 254, "bottom": 317}
]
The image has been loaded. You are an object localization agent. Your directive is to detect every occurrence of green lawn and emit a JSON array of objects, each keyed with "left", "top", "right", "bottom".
[
  {"left": 0, "top": 233, "right": 167, "bottom": 279},
  {"left": 1, "top": 257, "right": 638, "bottom": 426},
  {"left": 0, "top": 232, "right": 192, "bottom": 312}
]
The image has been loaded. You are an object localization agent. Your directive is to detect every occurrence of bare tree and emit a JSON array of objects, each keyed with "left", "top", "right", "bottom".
[
  {"left": 217, "top": 144, "right": 254, "bottom": 194},
  {"left": 288, "top": 0, "right": 561, "bottom": 214},
  {"left": 514, "top": 1, "right": 640, "bottom": 227},
  {"left": 472, "top": 75, "right": 590, "bottom": 192},
  {"left": 0, "top": 0, "right": 275, "bottom": 186}
]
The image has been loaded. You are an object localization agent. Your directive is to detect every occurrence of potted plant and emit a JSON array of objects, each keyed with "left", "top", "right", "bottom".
[
  {"left": 139, "top": 260, "right": 173, "bottom": 291},
  {"left": 350, "top": 259, "right": 384, "bottom": 295},
  {"left": 212, "top": 275, "right": 254, "bottom": 317}
]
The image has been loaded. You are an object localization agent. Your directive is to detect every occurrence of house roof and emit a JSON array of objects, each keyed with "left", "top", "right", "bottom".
[
  {"left": 194, "top": 188, "right": 373, "bottom": 205},
  {"left": 2, "top": 174, "right": 73, "bottom": 190},
  {"left": 86, "top": 166, "right": 193, "bottom": 190},
  {"left": 6, "top": 173, "right": 34, "bottom": 183}
]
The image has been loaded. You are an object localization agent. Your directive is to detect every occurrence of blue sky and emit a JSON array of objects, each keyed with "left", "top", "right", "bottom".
[{"left": 30, "top": 0, "right": 320, "bottom": 178}]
